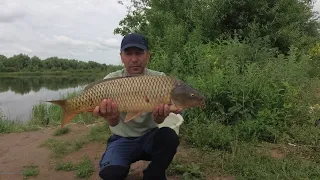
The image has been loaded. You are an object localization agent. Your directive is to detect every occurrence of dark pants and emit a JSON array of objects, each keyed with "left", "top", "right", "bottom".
[{"left": 98, "top": 127, "right": 180, "bottom": 180}]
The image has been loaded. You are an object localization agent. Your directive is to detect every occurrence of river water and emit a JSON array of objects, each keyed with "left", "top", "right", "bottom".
[{"left": 0, "top": 75, "right": 101, "bottom": 121}]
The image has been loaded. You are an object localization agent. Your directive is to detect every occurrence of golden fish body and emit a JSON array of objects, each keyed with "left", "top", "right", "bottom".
[{"left": 46, "top": 75, "right": 205, "bottom": 127}]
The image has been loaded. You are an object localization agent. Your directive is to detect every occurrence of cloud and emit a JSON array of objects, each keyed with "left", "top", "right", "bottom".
[
  {"left": 0, "top": 0, "right": 128, "bottom": 65},
  {"left": 0, "top": 1, "right": 28, "bottom": 23}
]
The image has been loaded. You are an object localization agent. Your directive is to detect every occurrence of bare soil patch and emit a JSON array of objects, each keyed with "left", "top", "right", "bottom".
[
  {"left": 0, "top": 124, "right": 92, "bottom": 180},
  {"left": 270, "top": 148, "right": 285, "bottom": 159}
]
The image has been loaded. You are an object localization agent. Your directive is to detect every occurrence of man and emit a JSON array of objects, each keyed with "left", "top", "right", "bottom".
[{"left": 93, "top": 33, "right": 183, "bottom": 180}]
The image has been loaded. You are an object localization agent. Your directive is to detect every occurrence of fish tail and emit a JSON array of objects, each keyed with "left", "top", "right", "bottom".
[{"left": 46, "top": 100, "right": 78, "bottom": 127}]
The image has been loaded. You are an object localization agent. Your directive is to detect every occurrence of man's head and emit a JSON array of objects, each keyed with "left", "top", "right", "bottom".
[{"left": 120, "top": 33, "right": 151, "bottom": 75}]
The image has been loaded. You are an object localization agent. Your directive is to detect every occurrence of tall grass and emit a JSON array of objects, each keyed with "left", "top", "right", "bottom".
[{"left": 0, "top": 109, "right": 41, "bottom": 133}]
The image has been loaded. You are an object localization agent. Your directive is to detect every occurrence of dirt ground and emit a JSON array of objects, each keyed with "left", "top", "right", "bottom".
[{"left": 0, "top": 124, "right": 184, "bottom": 180}]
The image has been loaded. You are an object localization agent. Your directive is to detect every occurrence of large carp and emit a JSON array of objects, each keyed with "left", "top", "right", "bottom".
[{"left": 46, "top": 75, "right": 205, "bottom": 127}]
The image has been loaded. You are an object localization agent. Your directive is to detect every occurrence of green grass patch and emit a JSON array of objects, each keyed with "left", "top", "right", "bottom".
[
  {"left": 0, "top": 119, "right": 40, "bottom": 134},
  {"left": 53, "top": 127, "right": 71, "bottom": 136},
  {"left": 44, "top": 124, "right": 109, "bottom": 178},
  {"left": 168, "top": 159, "right": 205, "bottom": 180},
  {"left": 55, "top": 155, "right": 95, "bottom": 179},
  {"left": 222, "top": 142, "right": 320, "bottom": 179},
  {"left": 87, "top": 123, "right": 111, "bottom": 142},
  {"left": 75, "top": 155, "right": 95, "bottom": 179},
  {"left": 22, "top": 164, "right": 39, "bottom": 179},
  {"left": 170, "top": 138, "right": 320, "bottom": 179},
  {"left": 41, "top": 123, "right": 110, "bottom": 159},
  {"left": 0, "top": 110, "right": 41, "bottom": 133},
  {"left": 55, "top": 161, "right": 76, "bottom": 171},
  {"left": 40, "top": 137, "right": 89, "bottom": 158}
]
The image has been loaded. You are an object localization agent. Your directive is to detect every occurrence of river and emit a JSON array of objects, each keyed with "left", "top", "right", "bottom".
[{"left": 0, "top": 75, "right": 103, "bottom": 121}]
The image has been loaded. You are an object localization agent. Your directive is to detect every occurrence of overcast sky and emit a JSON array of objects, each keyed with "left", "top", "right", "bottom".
[
  {"left": 0, "top": 0, "right": 129, "bottom": 65},
  {"left": 1, "top": 0, "right": 320, "bottom": 65}
]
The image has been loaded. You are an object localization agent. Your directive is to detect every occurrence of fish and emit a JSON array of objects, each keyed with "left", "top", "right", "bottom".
[{"left": 46, "top": 75, "right": 205, "bottom": 127}]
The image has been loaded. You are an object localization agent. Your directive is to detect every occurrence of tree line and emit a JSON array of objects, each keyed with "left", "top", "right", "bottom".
[{"left": 0, "top": 54, "right": 122, "bottom": 72}]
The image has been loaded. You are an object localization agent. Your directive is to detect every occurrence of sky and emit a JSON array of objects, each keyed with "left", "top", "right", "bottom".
[
  {"left": 1, "top": 0, "right": 320, "bottom": 65},
  {"left": 0, "top": 0, "right": 129, "bottom": 65}
]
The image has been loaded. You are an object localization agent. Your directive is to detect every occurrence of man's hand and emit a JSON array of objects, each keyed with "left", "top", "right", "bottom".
[
  {"left": 152, "top": 104, "right": 183, "bottom": 124},
  {"left": 93, "top": 99, "right": 120, "bottom": 126}
]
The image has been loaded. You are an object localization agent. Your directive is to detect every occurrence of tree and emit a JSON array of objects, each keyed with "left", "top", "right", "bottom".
[{"left": 114, "top": 0, "right": 320, "bottom": 54}]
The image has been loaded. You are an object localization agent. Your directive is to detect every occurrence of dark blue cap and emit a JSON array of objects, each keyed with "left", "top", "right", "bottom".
[{"left": 120, "top": 33, "right": 148, "bottom": 51}]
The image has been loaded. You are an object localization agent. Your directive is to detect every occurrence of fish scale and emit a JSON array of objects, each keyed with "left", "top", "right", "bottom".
[
  {"left": 75, "top": 75, "right": 174, "bottom": 115},
  {"left": 46, "top": 75, "right": 205, "bottom": 127}
]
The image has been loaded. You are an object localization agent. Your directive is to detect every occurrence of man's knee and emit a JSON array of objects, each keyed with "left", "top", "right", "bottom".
[
  {"left": 99, "top": 165, "right": 129, "bottom": 180},
  {"left": 154, "top": 127, "right": 180, "bottom": 149}
]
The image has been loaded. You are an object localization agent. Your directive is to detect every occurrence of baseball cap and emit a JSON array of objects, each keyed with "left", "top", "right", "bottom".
[{"left": 120, "top": 33, "right": 148, "bottom": 51}]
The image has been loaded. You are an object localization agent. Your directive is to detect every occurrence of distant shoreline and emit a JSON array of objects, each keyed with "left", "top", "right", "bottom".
[{"left": 0, "top": 70, "right": 112, "bottom": 77}]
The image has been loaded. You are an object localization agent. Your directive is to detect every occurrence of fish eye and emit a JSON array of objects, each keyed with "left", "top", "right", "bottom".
[{"left": 191, "top": 93, "right": 194, "bottom": 96}]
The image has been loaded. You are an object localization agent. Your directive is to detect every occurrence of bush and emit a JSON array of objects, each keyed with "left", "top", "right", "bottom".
[
  {"left": 160, "top": 37, "right": 319, "bottom": 148},
  {"left": 114, "top": 0, "right": 320, "bottom": 150}
]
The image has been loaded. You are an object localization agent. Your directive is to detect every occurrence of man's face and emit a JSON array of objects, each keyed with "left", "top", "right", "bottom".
[{"left": 120, "top": 47, "right": 150, "bottom": 75}]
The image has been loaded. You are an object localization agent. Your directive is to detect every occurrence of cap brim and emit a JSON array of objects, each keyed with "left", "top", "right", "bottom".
[{"left": 121, "top": 43, "right": 147, "bottom": 51}]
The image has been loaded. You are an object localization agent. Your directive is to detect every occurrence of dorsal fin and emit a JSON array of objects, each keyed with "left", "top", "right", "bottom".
[
  {"left": 83, "top": 74, "right": 145, "bottom": 92},
  {"left": 83, "top": 76, "right": 125, "bottom": 92}
]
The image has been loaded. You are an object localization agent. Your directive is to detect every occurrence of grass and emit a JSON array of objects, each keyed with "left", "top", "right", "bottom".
[
  {"left": 53, "top": 127, "right": 70, "bottom": 136},
  {"left": 40, "top": 137, "right": 89, "bottom": 158},
  {"left": 86, "top": 122, "right": 111, "bottom": 142},
  {"left": 166, "top": 138, "right": 320, "bottom": 180},
  {"left": 40, "top": 123, "right": 109, "bottom": 179},
  {"left": 168, "top": 160, "right": 205, "bottom": 179},
  {"left": 75, "top": 155, "right": 95, "bottom": 179},
  {"left": 42, "top": 123, "right": 320, "bottom": 179},
  {"left": 222, "top": 143, "right": 320, "bottom": 179},
  {"left": 2, "top": 110, "right": 319, "bottom": 179},
  {"left": 55, "top": 161, "right": 75, "bottom": 171},
  {"left": 22, "top": 164, "right": 39, "bottom": 179},
  {"left": 0, "top": 119, "right": 41, "bottom": 133},
  {"left": 55, "top": 155, "right": 95, "bottom": 179},
  {"left": 40, "top": 123, "right": 110, "bottom": 158}
]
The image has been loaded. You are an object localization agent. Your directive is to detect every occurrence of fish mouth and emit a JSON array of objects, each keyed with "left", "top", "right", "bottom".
[
  {"left": 200, "top": 101, "right": 206, "bottom": 108},
  {"left": 184, "top": 99, "right": 206, "bottom": 109},
  {"left": 197, "top": 98, "right": 206, "bottom": 108}
]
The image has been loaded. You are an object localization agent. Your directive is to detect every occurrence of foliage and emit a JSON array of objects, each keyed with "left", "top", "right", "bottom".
[
  {"left": 115, "top": 0, "right": 320, "bottom": 54},
  {"left": 0, "top": 54, "right": 122, "bottom": 72},
  {"left": 114, "top": 0, "right": 320, "bottom": 150}
]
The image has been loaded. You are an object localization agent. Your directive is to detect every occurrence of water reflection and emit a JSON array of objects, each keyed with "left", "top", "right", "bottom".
[
  {"left": 0, "top": 75, "right": 101, "bottom": 121},
  {"left": 0, "top": 76, "right": 99, "bottom": 95}
]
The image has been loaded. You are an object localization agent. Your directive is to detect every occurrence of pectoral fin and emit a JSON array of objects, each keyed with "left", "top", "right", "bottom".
[{"left": 124, "top": 112, "right": 142, "bottom": 122}]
